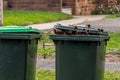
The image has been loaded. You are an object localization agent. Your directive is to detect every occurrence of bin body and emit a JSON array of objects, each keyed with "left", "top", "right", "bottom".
[
  {"left": 50, "top": 35, "right": 109, "bottom": 80},
  {"left": 0, "top": 26, "right": 41, "bottom": 80}
]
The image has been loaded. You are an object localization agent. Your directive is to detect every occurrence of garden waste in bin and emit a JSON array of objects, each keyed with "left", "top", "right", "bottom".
[
  {"left": 50, "top": 24, "right": 110, "bottom": 80},
  {"left": 0, "top": 26, "right": 41, "bottom": 80}
]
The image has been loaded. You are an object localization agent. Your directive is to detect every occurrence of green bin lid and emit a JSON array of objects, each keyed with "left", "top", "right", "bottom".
[{"left": 0, "top": 26, "right": 40, "bottom": 33}]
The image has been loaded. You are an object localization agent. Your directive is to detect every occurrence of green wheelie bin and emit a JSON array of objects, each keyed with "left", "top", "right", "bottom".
[
  {"left": 50, "top": 24, "right": 110, "bottom": 80},
  {"left": 0, "top": 26, "right": 41, "bottom": 80}
]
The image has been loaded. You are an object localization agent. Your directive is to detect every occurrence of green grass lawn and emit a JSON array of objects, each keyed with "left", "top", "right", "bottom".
[
  {"left": 36, "top": 70, "right": 55, "bottom": 80},
  {"left": 104, "top": 71, "right": 120, "bottom": 80},
  {"left": 3, "top": 10, "right": 72, "bottom": 26},
  {"left": 37, "top": 42, "right": 55, "bottom": 58},
  {"left": 37, "top": 32, "right": 55, "bottom": 58},
  {"left": 36, "top": 70, "right": 120, "bottom": 80},
  {"left": 107, "top": 32, "right": 120, "bottom": 53},
  {"left": 107, "top": 13, "right": 120, "bottom": 18}
]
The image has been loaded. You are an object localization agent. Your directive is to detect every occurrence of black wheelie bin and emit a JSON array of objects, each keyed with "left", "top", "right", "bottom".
[
  {"left": 0, "top": 26, "right": 41, "bottom": 80},
  {"left": 50, "top": 24, "right": 110, "bottom": 80}
]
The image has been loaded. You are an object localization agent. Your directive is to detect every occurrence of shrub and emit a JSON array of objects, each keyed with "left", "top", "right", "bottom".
[
  {"left": 118, "top": 0, "right": 120, "bottom": 4},
  {"left": 92, "top": 4, "right": 120, "bottom": 15}
]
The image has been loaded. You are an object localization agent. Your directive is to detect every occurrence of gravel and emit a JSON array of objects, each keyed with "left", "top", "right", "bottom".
[
  {"left": 36, "top": 58, "right": 120, "bottom": 71},
  {"left": 36, "top": 58, "right": 55, "bottom": 70},
  {"left": 105, "top": 62, "right": 120, "bottom": 71}
]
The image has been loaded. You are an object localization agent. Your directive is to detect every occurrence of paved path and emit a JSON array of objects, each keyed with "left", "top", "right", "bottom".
[
  {"left": 79, "top": 17, "right": 120, "bottom": 32},
  {"left": 30, "top": 15, "right": 120, "bottom": 32},
  {"left": 30, "top": 15, "right": 106, "bottom": 31},
  {"left": 36, "top": 58, "right": 120, "bottom": 71}
]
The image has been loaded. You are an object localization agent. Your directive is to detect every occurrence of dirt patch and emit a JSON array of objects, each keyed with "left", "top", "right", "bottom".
[
  {"left": 37, "top": 47, "right": 120, "bottom": 62},
  {"left": 106, "top": 53, "right": 120, "bottom": 62},
  {"left": 38, "top": 53, "right": 120, "bottom": 62},
  {"left": 37, "top": 54, "right": 55, "bottom": 60}
]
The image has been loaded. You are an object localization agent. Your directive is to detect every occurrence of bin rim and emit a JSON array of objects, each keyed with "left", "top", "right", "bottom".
[
  {"left": 49, "top": 35, "right": 110, "bottom": 41},
  {"left": 0, "top": 33, "right": 42, "bottom": 40}
]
